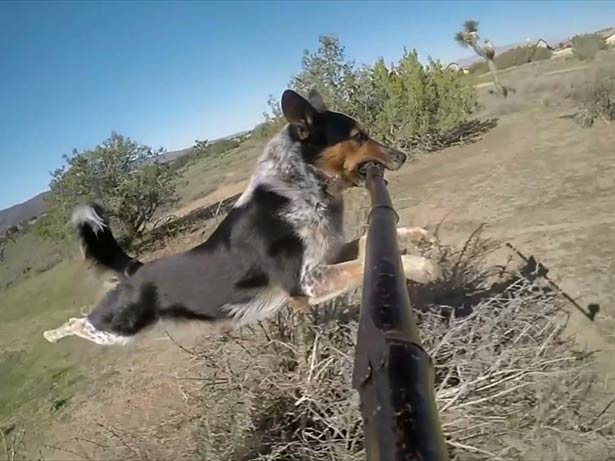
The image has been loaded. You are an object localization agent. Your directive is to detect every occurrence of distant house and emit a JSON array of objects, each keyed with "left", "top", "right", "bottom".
[
  {"left": 446, "top": 62, "right": 469, "bottom": 74},
  {"left": 525, "top": 38, "right": 554, "bottom": 50},
  {"left": 534, "top": 38, "right": 553, "bottom": 50},
  {"left": 596, "top": 26, "right": 615, "bottom": 39}
]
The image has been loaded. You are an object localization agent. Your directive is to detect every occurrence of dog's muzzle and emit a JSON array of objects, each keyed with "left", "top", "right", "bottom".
[{"left": 377, "top": 143, "right": 407, "bottom": 170}]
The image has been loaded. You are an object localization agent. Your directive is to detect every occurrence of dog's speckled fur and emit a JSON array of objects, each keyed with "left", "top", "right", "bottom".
[{"left": 43, "top": 89, "right": 440, "bottom": 346}]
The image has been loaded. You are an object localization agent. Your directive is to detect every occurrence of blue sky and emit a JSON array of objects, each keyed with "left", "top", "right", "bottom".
[{"left": 1, "top": 1, "right": 613, "bottom": 209}]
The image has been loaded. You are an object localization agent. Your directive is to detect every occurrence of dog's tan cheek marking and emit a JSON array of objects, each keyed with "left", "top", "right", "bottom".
[
  {"left": 345, "top": 140, "right": 390, "bottom": 173},
  {"left": 319, "top": 141, "right": 361, "bottom": 179}
]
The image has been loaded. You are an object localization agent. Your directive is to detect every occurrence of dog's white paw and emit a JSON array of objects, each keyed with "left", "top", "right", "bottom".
[
  {"left": 401, "top": 255, "right": 442, "bottom": 284},
  {"left": 43, "top": 330, "right": 59, "bottom": 343},
  {"left": 398, "top": 226, "right": 437, "bottom": 244}
]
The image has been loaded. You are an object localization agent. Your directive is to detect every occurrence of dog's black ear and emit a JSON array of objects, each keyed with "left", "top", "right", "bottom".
[
  {"left": 308, "top": 89, "right": 327, "bottom": 112},
  {"left": 281, "top": 90, "right": 317, "bottom": 132}
]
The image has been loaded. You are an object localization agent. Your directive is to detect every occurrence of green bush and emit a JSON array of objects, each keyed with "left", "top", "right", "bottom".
[
  {"left": 267, "top": 35, "right": 479, "bottom": 150},
  {"left": 572, "top": 34, "right": 607, "bottom": 61},
  {"left": 36, "top": 133, "right": 178, "bottom": 243},
  {"left": 469, "top": 45, "right": 552, "bottom": 75},
  {"left": 349, "top": 53, "right": 478, "bottom": 145}
]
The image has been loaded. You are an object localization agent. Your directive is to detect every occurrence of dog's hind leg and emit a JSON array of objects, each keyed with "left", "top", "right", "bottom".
[
  {"left": 44, "top": 284, "right": 158, "bottom": 346},
  {"left": 43, "top": 317, "right": 132, "bottom": 345}
]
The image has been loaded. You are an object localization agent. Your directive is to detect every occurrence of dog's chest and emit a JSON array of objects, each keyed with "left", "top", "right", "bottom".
[{"left": 286, "top": 196, "right": 344, "bottom": 267}]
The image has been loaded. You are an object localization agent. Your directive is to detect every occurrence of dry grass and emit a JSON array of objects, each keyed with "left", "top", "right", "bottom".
[
  {"left": 1, "top": 427, "right": 27, "bottom": 461},
  {"left": 571, "top": 66, "right": 615, "bottom": 127},
  {"left": 476, "top": 50, "right": 615, "bottom": 119},
  {"left": 7, "top": 226, "right": 614, "bottom": 460},
  {"left": 159, "top": 229, "right": 615, "bottom": 461}
]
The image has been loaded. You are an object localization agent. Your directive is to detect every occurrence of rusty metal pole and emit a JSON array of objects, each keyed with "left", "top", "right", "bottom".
[{"left": 352, "top": 163, "right": 449, "bottom": 461}]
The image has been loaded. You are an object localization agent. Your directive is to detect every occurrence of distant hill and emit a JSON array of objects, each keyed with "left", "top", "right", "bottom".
[{"left": 0, "top": 192, "right": 48, "bottom": 233}]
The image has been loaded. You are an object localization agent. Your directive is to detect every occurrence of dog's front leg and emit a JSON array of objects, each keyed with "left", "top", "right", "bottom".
[
  {"left": 397, "top": 226, "right": 437, "bottom": 245},
  {"left": 302, "top": 261, "right": 365, "bottom": 306},
  {"left": 335, "top": 226, "right": 437, "bottom": 263},
  {"left": 299, "top": 255, "right": 441, "bottom": 307}
]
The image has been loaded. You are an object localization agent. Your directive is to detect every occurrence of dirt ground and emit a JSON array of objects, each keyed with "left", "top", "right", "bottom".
[
  {"left": 31, "top": 63, "right": 615, "bottom": 459},
  {"left": 388, "top": 108, "right": 615, "bottom": 382}
]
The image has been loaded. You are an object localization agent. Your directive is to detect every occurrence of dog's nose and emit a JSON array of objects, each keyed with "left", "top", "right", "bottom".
[{"left": 388, "top": 149, "right": 407, "bottom": 169}]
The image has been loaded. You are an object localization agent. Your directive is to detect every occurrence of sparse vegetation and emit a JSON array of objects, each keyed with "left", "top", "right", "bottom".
[
  {"left": 468, "top": 45, "right": 552, "bottom": 75},
  {"left": 572, "top": 67, "right": 615, "bottom": 127},
  {"left": 36, "top": 132, "right": 178, "bottom": 244},
  {"left": 0, "top": 235, "right": 15, "bottom": 264},
  {"left": 572, "top": 33, "right": 607, "bottom": 61},
  {"left": 193, "top": 139, "right": 209, "bottom": 155},
  {"left": 206, "top": 138, "right": 242, "bottom": 157},
  {"left": 168, "top": 137, "right": 245, "bottom": 174},
  {"left": 191, "top": 231, "right": 614, "bottom": 460}
]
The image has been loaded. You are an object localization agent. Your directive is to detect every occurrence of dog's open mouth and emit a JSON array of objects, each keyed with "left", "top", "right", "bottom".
[
  {"left": 355, "top": 161, "right": 387, "bottom": 185},
  {"left": 357, "top": 161, "right": 379, "bottom": 177}
]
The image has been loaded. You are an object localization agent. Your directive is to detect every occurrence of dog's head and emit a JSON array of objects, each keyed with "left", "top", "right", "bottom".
[{"left": 281, "top": 89, "right": 407, "bottom": 187}]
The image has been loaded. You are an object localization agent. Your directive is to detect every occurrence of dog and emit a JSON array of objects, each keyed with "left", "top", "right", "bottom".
[{"left": 43, "top": 89, "right": 441, "bottom": 346}]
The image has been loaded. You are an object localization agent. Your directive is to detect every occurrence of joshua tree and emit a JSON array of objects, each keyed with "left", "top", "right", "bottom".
[{"left": 455, "top": 20, "right": 507, "bottom": 97}]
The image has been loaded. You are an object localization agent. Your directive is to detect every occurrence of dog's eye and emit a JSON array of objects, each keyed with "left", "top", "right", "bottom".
[{"left": 352, "top": 132, "right": 367, "bottom": 142}]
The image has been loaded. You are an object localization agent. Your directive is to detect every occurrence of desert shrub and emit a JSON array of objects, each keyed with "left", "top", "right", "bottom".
[
  {"left": 0, "top": 235, "right": 15, "bottom": 265},
  {"left": 264, "top": 35, "right": 482, "bottom": 153},
  {"left": 206, "top": 138, "right": 241, "bottom": 157},
  {"left": 35, "top": 132, "right": 178, "bottom": 244},
  {"left": 1, "top": 425, "right": 27, "bottom": 461},
  {"left": 572, "top": 34, "right": 607, "bottom": 61},
  {"left": 572, "top": 68, "right": 615, "bottom": 127},
  {"left": 251, "top": 120, "right": 280, "bottom": 139},
  {"left": 469, "top": 45, "right": 552, "bottom": 75},
  {"left": 356, "top": 55, "right": 479, "bottom": 147},
  {"left": 168, "top": 150, "right": 197, "bottom": 172},
  {"left": 498, "top": 45, "right": 552, "bottom": 68},
  {"left": 467, "top": 60, "right": 488, "bottom": 75},
  {"left": 191, "top": 230, "right": 615, "bottom": 460}
]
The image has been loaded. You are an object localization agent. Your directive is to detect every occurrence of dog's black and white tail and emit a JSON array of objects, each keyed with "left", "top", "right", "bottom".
[{"left": 72, "top": 204, "right": 143, "bottom": 277}]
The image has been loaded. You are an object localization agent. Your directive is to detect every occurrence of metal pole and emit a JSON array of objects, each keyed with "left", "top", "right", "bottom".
[{"left": 352, "top": 163, "right": 449, "bottom": 461}]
